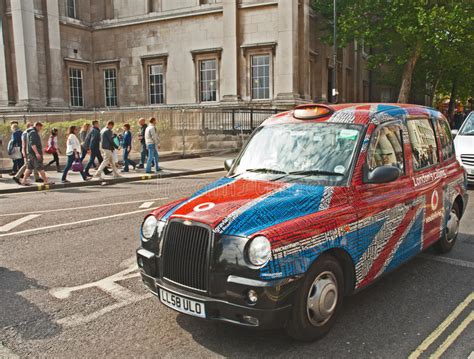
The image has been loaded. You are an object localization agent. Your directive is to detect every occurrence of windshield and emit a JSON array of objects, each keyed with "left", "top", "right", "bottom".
[
  {"left": 459, "top": 112, "right": 474, "bottom": 136},
  {"left": 230, "top": 122, "right": 362, "bottom": 184}
]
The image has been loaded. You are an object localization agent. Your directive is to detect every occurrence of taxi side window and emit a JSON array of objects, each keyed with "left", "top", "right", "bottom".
[
  {"left": 406, "top": 118, "right": 439, "bottom": 170},
  {"left": 368, "top": 124, "right": 405, "bottom": 172},
  {"left": 435, "top": 117, "right": 455, "bottom": 161}
]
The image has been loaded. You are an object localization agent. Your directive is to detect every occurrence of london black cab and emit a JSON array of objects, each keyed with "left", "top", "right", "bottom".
[{"left": 137, "top": 103, "right": 468, "bottom": 341}]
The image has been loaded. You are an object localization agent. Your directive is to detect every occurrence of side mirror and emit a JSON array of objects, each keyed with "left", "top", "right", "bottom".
[
  {"left": 451, "top": 129, "right": 458, "bottom": 138},
  {"left": 364, "top": 165, "right": 401, "bottom": 184},
  {"left": 224, "top": 159, "right": 234, "bottom": 171}
]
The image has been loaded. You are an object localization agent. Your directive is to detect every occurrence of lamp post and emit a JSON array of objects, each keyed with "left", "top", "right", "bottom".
[{"left": 332, "top": 0, "right": 338, "bottom": 103}]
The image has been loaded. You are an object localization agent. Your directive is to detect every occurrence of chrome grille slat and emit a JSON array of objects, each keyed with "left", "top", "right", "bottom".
[
  {"left": 461, "top": 155, "right": 474, "bottom": 166},
  {"left": 162, "top": 221, "right": 210, "bottom": 291}
]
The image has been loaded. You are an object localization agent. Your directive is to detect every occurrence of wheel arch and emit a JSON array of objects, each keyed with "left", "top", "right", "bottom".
[
  {"left": 318, "top": 248, "right": 356, "bottom": 296},
  {"left": 453, "top": 195, "right": 464, "bottom": 218}
]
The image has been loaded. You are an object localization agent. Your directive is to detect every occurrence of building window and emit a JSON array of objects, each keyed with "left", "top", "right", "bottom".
[
  {"left": 104, "top": 69, "right": 117, "bottom": 107},
  {"left": 69, "top": 68, "right": 83, "bottom": 107},
  {"left": 66, "top": 0, "right": 76, "bottom": 18},
  {"left": 149, "top": 64, "right": 164, "bottom": 105},
  {"left": 200, "top": 0, "right": 217, "bottom": 4},
  {"left": 199, "top": 59, "right": 217, "bottom": 102},
  {"left": 251, "top": 55, "right": 270, "bottom": 100}
]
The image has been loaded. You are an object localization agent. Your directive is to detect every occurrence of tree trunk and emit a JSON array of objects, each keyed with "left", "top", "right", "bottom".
[
  {"left": 430, "top": 69, "right": 442, "bottom": 107},
  {"left": 397, "top": 44, "right": 422, "bottom": 103},
  {"left": 447, "top": 77, "right": 458, "bottom": 123}
]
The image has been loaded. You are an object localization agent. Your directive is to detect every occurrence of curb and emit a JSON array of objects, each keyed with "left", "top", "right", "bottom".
[{"left": 0, "top": 167, "right": 225, "bottom": 194}]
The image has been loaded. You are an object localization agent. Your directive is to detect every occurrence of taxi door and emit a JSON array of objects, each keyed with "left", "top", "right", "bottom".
[
  {"left": 353, "top": 120, "right": 415, "bottom": 288},
  {"left": 406, "top": 116, "right": 445, "bottom": 250}
]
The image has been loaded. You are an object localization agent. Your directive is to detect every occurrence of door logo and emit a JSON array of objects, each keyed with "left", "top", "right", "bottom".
[
  {"left": 431, "top": 190, "right": 439, "bottom": 211},
  {"left": 193, "top": 202, "right": 215, "bottom": 212}
]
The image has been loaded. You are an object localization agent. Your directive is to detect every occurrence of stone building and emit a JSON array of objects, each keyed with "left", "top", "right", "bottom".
[{"left": 0, "top": 0, "right": 372, "bottom": 112}]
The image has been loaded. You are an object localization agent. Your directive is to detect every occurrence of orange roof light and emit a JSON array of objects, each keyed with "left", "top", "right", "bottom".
[{"left": 293, "top": 104, "right": 334, "bottom": 120}]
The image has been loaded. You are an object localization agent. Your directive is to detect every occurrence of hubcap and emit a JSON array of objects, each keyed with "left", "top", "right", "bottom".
[
  {"left": 306, "top": 271, "right": 338, "bottom": 327},
  {"left": 445, "top": 209, "right": 460, "bottom": 243}
]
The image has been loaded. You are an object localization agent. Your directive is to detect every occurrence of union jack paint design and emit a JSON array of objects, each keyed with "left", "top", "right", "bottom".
[{"left": 149, "top": 103, "right": 468, "bottom": 292}]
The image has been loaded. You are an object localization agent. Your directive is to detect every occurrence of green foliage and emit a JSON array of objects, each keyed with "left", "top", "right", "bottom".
[{"left": 312, "top": 0, "right": 474, "bottom": 101}]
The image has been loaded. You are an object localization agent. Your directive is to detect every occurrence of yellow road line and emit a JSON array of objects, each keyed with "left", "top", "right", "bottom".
[
  {"left": 430, "top": 311, "right": 473, "bottom": 358},
  {"left": 409, "top": 292, "right": 474, "bottom": 359}
]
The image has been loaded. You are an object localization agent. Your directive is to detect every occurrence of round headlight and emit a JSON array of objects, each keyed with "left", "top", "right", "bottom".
[
  {"left": 141, "top": 216, "right": 157, "bottom": 241},
  {"left": 247, "top": 236, "right": 272, "bottom": 267}
]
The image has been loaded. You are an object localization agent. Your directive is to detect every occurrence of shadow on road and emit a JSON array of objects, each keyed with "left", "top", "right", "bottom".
[{"left": 0, "top": 267, "right": 62, "bottom": 340}]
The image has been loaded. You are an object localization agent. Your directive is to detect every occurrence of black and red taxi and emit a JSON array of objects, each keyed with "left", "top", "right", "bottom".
[{"left": 137, "top": 103, "right": 468, "bottom": 341}]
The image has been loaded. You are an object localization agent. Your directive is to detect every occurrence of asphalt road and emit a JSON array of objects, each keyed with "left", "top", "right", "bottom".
[{"left": 0, "top": 173, "right": 473, "bottom": 358}]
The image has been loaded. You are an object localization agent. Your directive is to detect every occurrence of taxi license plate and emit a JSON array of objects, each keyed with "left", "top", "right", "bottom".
[{"left": 159, "top": 288, "right": 206, "bottom": 318}]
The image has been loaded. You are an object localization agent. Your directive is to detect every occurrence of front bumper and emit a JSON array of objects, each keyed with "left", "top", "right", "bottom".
[{"left": 137, "top": 248, "right": 298, "bottom": 329}]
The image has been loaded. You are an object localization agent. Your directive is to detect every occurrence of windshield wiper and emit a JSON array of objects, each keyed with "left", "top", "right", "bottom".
[
  {"left": 246, "top": 168, "right": 288, "bottom": 174},
  {"left": 288, "top": 170, "right": 344, "bottom": 176}
]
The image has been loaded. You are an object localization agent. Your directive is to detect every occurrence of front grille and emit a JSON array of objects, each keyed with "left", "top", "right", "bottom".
[
  {"left": 162, "top": 221, "right": 211, "bottom": 291},
  {"left": 461, "top": 154, "right": 474, "bottom": 166}
]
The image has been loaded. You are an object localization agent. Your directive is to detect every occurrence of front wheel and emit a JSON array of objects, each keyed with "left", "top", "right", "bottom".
[
  {"left": 286, "top": 254, "right": 344, "bottom": 342},
  {"left": 434, "top": 202, "right": 460, "bottom": 254}
]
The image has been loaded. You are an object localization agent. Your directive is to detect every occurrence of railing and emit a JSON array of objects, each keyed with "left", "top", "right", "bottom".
[{"left": 0, "top": 107, "right": 285, "bottom": 134}]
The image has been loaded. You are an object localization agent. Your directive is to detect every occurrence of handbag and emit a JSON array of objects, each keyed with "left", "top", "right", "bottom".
[
  {"left": 10, "top": 146, "right": 22, "bottom": 160},
  {"left": 45, "top": 146, "right": 56, "bottom": 154},
  {"left": 71, "top": 160, "right": 84, "bottom": 172}
]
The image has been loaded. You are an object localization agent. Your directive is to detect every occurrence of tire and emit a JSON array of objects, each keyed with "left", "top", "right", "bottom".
[
  {"left": 285, "top": 254, "right": 344, "bottom": 342},
  {"left": 433, "top": 202, "right": 460, "bottom": 254}
]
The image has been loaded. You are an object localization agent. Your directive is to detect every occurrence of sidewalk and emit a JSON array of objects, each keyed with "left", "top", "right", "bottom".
[{"left": 0, "top": 156, "right": 228, "bottom": 194}]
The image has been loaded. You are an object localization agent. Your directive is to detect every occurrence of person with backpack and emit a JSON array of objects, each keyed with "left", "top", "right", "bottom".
[
  {"left": 45, "top": 128, "right": 61, "bottom": 172},
  {"left": 20, "top": 122, "right": 51, "bottom": 186},
  {"left": 61, "top": 126, "right": 89, "bottom": 183},
  {"left": 121, "top": 123, "right": 136, "bottom": 172},
  {"left": 8, "top": 123, "right": 24, "bottom": 175},
  {"left": 13, "top": 122, "right": 41, "bottom": 184}
]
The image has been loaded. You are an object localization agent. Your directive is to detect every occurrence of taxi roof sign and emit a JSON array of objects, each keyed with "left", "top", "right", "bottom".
[{"left": 293, "top": 104, "right": 334, "bottom": 120}]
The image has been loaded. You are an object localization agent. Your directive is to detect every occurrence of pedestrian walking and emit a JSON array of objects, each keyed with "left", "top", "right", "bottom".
[
  {"left": 145, "top": 117, "right": 161, "bottom": 173},
  {"left": 83, "top": 120, "right": 111, "bottom": 177},
  {"left": 137, "top": 118, "right": 147, "bottom": 169},
  {"left": 94, "top": 121, "right": 121, "bottom": 179},
  {"left": 8, "top": 123, "right": 24, "bottom": 175},
  {"left": 61, "top": 126, "right": 89, "bottom": 183},
  {"left": 45, "top": 128, "right": 61, "bottom": 172},
  {"left": 13, "top": 122, "right": 41, "bottom": 184},
  {"left": 79, "top": 123, "right": 90, "bottom": 161},
  {"left": 121, "top": 123, "right": 136, "bottom": 172},
  {"left": 112, "top": 133, "right": 121, "bottom": 168},
  {"left": 20, "top": 122, "right": 51, "bottom": 186}
]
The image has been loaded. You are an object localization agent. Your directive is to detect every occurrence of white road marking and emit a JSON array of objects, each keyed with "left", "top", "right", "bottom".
[
  {"left": 50, "top": 258, "right": 152, "bottom": 328},
  {"left": 139, "top": 201, "right": 155, "bottom": 209},
  {"left": 421, "top": 254, "right": 474, "bottom": 269},
  {"left": 0, "top": 343, "right": 19, "bottom": 359},
  {"left": 0, "top": 198, "right": 168, "bottom": 217},
  {"left": 0, "top": 209, "right": 152, "bottom": 238},
  {"left": 468, "top": 351, "right": 474, "bottom": 359},
  {"left": 0, "top": 214, "right": 41, "bottom": 232}
]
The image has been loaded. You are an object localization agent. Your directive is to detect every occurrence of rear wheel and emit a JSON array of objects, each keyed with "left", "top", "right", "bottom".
[
  {"left": 286, "top": 254, "right": 344, "bottom": 342},
  {"left": 434, "top": 202, "right": 460, "bottom": 254}
]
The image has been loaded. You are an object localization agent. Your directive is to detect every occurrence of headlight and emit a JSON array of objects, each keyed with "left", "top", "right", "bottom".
[
  {"left": 247, "top": 236, "right": 272, "bottom": 267},
  {"left": 141, "top": 216, "right": 157, "bottom": 241}
]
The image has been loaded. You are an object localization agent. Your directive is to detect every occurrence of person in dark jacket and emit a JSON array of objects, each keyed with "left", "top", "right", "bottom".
[
  {"left": 94, "top": 121, "right": 120, "bottom": 179},
  {"left": 84, "top": 120, "right": 110, "bottom": 177},
  {"left": 137, "top": 118, "right": 147, "bottom": 169},
  {"left": 20, "top": 122, "right": 52, "bottom": 186},
  {"left": 9, "top": 123, "right": 24, "bottom": 175},
  {"left": 121, "top": 123, "right": 136, "bottom": 172}
]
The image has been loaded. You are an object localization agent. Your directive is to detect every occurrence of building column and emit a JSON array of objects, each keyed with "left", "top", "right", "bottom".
[
  {"left": 275, "top": 0, "right": 300, "bottom": 103},
  {"left": 220, "top": 0, "right": 239, "bottom": 103},
  {"left": 46, "top": 0, "right": 65, "bottom": 107},
  {"left": 0, "top": 1, "right": 9, "bottom": 106},
  {"left": 300, "top": 0, "right": 311, "bottom": 101},
  {"left": 11, "top": 0, "right": 40, "bottom": 107}
]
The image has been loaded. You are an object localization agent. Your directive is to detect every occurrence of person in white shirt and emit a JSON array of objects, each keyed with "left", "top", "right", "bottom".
[
  {"left": 144, "top": 117, "right": 161, "bottom": 173},
  {"left": 61, "top": 126, "right": 89, "bottom": 183}
]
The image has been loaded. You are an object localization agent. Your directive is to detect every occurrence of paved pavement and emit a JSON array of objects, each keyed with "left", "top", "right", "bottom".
[
  {"left": 0, "top": 174, "right": 472, "bottom": 358},
  {"left": 0, "top": 156, "right": 227, "bottom": 194}
]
